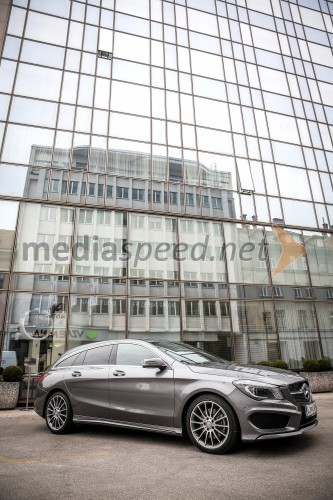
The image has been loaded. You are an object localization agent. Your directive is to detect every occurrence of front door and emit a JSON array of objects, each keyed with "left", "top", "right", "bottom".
[{"left": 109, "top": 343, "right": 174, "bottom": 427}]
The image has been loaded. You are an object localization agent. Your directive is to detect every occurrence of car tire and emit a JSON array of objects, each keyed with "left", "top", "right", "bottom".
[
  {"left": 45, "top": 392, "right": 74, "bottom": 434},
  {"left": 186, "top": 394, "right": 240, "bottom": 454}
]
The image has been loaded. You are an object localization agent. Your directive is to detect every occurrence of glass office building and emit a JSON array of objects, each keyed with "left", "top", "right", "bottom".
[{"left": 0, "top": 0, "right": 332, "bottom": 372}]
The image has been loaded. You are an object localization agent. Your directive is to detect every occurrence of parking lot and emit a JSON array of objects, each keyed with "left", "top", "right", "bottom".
[{"left": 0, "top": 393, "right": 332, "bottom": 500}]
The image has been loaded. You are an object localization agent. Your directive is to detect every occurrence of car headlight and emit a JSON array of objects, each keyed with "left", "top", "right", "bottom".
[{"left": 233, "top": 380, "right": 284, "bottom": 400}]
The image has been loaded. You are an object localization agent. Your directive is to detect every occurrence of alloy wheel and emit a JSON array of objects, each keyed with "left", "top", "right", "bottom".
[
  {"left": 190, "top": 400, "right": 230, "bottom": 450},
  {"left": 46, "top": 393, "right": 73, "bottom": 434},
  {"left": 186, "top": 394, "right": 239, "bottom": 454}
]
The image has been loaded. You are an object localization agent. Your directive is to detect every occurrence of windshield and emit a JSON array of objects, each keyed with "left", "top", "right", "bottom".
[{"left": 152, "top": 341, "right": 229, "bottom": 365}]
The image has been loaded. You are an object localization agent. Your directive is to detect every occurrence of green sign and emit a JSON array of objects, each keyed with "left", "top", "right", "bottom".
[{"left": 86, "top": 330, "right": 98, "bottom": 341}]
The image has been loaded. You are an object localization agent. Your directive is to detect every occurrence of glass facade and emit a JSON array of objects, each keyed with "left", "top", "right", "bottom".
[{"left": 0, "top": 0, "right": 332, "bottom": 372}]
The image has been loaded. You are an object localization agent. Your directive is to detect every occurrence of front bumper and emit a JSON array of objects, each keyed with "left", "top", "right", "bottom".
[
  {"left": 229, "top": 389, "right": 318, "bottom": 442},
  {"left": 256, "top": 420, "right": 318, "bottom": 440}
]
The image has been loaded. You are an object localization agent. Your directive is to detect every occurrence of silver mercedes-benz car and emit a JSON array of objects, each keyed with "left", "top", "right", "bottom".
[{"left": 34, "top": 340, "right": 317, "bottom": 454}]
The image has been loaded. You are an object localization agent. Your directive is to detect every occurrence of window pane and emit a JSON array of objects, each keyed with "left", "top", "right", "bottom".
[
  {"left": 25, "top": 11, "right": 68, "bottom": 46},
  {"left": 84, "top": 345, "right": 113, "bottom": 365},
  {"left": 116, "top": 343, "right": 155, "bottom": 365},
  {"left": 15, "top": 63, "right": 62, "bottom": 100},
  {"left": 10, "top": 97, "right": 58, "bottom": 128},
  {"left": 111, "top": 82, "right": 150, "bottom": 116}
]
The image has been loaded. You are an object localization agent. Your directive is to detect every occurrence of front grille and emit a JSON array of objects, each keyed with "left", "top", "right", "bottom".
[
  {"left": 289, "top": 381, "right": 311, "bottom": 403},
  {"left": 249, "top": 413, "right": 290, "bottom": 430}
]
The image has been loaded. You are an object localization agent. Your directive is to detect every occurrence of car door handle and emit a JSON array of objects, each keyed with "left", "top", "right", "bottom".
[
  {"left": 113, "top": 370, "right": 126, "bottom": 377},
  {"left": 71, "top": 371, "right": 82, "bottom": 377}
]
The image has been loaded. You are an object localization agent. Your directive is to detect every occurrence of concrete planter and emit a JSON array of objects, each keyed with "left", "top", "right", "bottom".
[
  {"left": 301, "top": 371, "right": 333, "bottom": 393},
  {"left": 0, "top": 382, "right": 20, "bottom": 409}
]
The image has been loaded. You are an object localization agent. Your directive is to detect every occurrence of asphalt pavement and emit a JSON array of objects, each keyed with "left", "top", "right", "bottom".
[{"left": 0, "top": 393, "right": 332, "bottom": 500}]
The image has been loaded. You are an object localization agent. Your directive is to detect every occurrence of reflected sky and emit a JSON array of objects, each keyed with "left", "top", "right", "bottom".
[{"left": 0, "top": 200, "right": 19, "bottom": 229}]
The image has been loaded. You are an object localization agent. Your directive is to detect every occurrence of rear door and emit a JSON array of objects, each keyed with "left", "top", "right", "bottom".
[
  {"left": 63, "top": 344, "right": 113, "bottom": 419},
  {"left": 109, "top": 343, "right": 175, "bottom": 427}
]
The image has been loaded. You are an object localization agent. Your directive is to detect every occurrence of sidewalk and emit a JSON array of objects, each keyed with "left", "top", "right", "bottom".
[{"left": 0, "top": 408, "right": 38, "bottom": 417}]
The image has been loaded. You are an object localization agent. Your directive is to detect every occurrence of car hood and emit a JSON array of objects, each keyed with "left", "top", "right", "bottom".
[{"left": 187, "top": 362, "right": 305, "bottom": 385}]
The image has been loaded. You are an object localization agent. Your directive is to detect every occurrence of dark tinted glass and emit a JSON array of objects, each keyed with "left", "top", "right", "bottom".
[
  {"left": 56, "top": 353, "right": 80, "bottom": 367},
  {"left": 116, "top": 344, "right": 156, "bottom": 366},
  {"left": 72, "top": 350, "right": 86, "bottom": 365},
  {"left": 83, "top": 345, "right": 112, "bottom": 365}
]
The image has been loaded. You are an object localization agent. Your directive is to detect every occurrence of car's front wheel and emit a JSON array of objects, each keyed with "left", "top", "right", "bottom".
[
  {"left": 45, "top": 392, "right": 74, "bottom": 434},
  {"left": 186, "top": 394, "right": 240, "bottom": 454}
]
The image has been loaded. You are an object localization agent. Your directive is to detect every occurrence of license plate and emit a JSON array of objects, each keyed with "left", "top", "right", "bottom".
[{"left": 304, "top": 402, "right": 317, "bottom": 418}]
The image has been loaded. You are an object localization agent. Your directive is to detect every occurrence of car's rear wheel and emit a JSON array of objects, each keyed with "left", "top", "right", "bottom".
[
  {"left": 45, "top": 392, "right": 74, "bottom": 434},
  {"left": 186, "top": 394, "right": 240, "bottom": 454}
]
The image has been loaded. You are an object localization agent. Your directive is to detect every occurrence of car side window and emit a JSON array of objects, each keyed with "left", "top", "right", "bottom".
[
  {"left": 116, "top": 344, "right": 156, "bottom": 366},
  {"left": 83, "top": 345, "right": 113, "bottom": 365},
  {"left": 72, "top": 350, "right": 86, "bottom": 366},
  {"left": 56, "top": 353, "right": 80, "bottom": 367}
]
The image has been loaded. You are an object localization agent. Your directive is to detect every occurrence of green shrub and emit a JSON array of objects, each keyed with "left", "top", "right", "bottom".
[
  {"left": 0, "top": 366, "right": 4, "bottom": 376},
  {"left": 303, "top": 359, "right": 320, "bottom": 372},
  {"left": 255, "top": 361, "right": 273, "bottom": 367},
  {"left": 318, "top": 358, "right": 332, "bottom": 371},
  {"left": 272, "top": 359, "right": 289, "bottom": 370},
  {"left": 2, "top": 365, "right": 24, "bottom": 382}
]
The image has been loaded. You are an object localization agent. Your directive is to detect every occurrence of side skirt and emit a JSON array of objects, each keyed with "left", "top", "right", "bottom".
[{"left": 73, "top": 416, "right": 183, "bottom": 436}]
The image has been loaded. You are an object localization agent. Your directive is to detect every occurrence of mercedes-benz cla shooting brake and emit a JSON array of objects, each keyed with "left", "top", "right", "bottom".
[{"left": 35, "top": 340, "right": 318, "bottom": 454}]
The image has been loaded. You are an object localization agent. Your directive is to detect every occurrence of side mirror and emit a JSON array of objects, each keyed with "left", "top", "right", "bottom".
[{"left": 142, "top": 358, "right": 167, "bottom": 370}]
